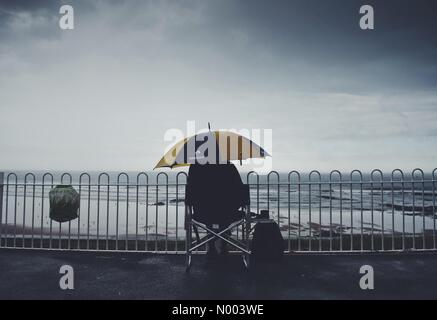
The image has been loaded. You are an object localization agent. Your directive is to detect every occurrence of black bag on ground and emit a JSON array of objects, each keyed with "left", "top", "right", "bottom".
[{"left": 251, "top": 221, "right": 284, "bottom": 261}]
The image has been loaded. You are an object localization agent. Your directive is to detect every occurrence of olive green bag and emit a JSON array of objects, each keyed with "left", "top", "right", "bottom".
[{"left": 49, "top": 185, "right": 80, "bottom": 223}]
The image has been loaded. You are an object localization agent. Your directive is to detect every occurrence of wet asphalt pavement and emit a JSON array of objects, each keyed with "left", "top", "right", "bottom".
[{"left": 0, "top": 249, "right": 436, "bottom": 299}]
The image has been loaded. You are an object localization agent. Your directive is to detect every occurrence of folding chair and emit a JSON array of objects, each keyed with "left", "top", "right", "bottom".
[{"left": 184, "top": 183, "right": 272, "bottom": 272}]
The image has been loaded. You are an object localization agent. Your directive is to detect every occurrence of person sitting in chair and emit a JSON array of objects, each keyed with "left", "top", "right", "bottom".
[{"left": 186, "top": 162, "right": 244, "bottom": 258}]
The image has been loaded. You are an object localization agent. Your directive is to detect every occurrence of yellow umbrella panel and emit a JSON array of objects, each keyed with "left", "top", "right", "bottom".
[{"left": 154, "top": 131, "right": 269, "bottom": 169}]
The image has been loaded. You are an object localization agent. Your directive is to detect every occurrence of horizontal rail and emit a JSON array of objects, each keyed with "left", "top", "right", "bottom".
[{"left": 3, "top": 180, "right": 437, "bottom": 186}]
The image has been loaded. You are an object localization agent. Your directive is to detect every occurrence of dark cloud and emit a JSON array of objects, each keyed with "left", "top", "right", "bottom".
[
  {"left": 199, "top": 0, "right": 437, "bottom": 92},
  {"left": 1, "top": 0, "right": 436, "bottom": 93},
  {"left": 0, "top": 0, "right": 97, "bottom": 27},
  {"left": 0, "top": 0, "right": 60, "bottom": 10}
]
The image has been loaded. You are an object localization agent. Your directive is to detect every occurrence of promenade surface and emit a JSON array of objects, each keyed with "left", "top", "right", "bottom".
[{"left": 0, "top": 249, "right": 436, "bottom": 299}]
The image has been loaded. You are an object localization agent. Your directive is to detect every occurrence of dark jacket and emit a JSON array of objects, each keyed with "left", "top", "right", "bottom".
[{"left": 186, "top": 164, "right": 244, "bottom": 226}]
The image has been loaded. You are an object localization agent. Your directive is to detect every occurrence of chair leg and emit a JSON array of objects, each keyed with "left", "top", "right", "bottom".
[
  {"left": 242, "top": 254, "right": 250, "bottom": 269},
  {"left": 243, "top": 210, "right": 251, "bottom": 270},
  {"left": 185, "top": 253, "right": 192, "bottom": 273},
  {"left": 185, "top": 223, "right": 192, "bottom": 272}
]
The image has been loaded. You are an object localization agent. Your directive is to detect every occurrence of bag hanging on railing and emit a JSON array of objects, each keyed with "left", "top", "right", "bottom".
[
  {"left": 251, "top": 212, "right": 284, "bottom": 262},
  {"left": 49, "top": 185, "right": 80, "bottom": 223}
]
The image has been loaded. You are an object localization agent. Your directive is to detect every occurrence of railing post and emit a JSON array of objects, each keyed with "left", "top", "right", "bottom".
[{"left": 0, "top": 172, "right": 4, "bottom": 235}]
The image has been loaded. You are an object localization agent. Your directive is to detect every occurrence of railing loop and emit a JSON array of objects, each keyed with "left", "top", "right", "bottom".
[
  {"left": 412, "top": 168, "right": 425, "bottom": 181},
  {"left": 136, "top": 172, "right": 149, "bottom": 185},
  {"left": 350, "top": 169, "right": 362, "bottom": 181},
  {"left": 98, "top": 172, "right": 110, "bottom": 185},
  {"left": 79, "top": 172, "right": 91, "bottom": 184},
  {"left": 116, "top": 173, "right": 128, "bottom": 185},
  {"left": 309, "top": 170, "right": 322, "bottom": 182},
  {"left": 391, "top": 169, "right": 404, "bottom": 181},
  {"left": 176, "top": 172, "right": 187, "bottom": 185},
  {"left": 329, "top": 170, "right": 342, "bottom": 181},
  {"left": 246, "top": 171, "right": 259, "bottom": 185},
  {"left": 60, "top": 173, "right": 72, "bottom": 185},
  {"left": 42, "top": 173, "right": 54, "bottom": 185},
  {"left": 24, "top": 173, "right": 36, "bottom": 184},
  {"left": 288, "top": 171, "right": 300, "bottom": 183},
  {"left": 267, "top": 171, "right": 280, "bottom": 183},
  {"left": 370, "top": 169, "right": 383, "bottom": 182},
  {"left": 156, "top": 172, "right": 169, "bottom": 185},
  {"left": 6, "top": 173, "right": 18, "bottom": 184}
]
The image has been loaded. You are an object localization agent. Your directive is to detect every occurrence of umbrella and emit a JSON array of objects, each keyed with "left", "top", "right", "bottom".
[{"left": 154, "top": 129, "right": 270, "bottom": 169}]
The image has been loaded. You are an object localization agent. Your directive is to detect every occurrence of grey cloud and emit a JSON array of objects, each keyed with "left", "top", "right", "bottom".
[{"left": 0, "top": 0, "right": 436, "bottom": 172}]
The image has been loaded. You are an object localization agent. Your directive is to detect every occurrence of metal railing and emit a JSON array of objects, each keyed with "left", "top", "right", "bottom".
[{"left": 0, "top": 169, "right": 436, "bottom": 253}]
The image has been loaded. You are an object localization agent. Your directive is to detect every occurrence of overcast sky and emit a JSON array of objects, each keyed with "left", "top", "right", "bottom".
[{"left": 0, "top": 0, "right": 436, "bottom": 172}]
